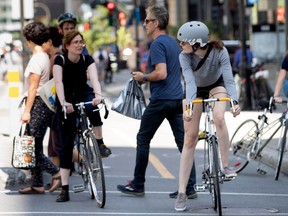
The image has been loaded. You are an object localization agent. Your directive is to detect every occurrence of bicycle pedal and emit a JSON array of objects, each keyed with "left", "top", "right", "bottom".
[
  {"left": 73, "top": 184, "right": 85, "bottom": 193},
  {"left": 223, "top": 176, "right": 235, "bottom": 181},
  {"left": 257, "top": 168, "right": 267, "bottom": 175},
  {"left": 194, "top": 184, "right": 206, "bottom": 192}
]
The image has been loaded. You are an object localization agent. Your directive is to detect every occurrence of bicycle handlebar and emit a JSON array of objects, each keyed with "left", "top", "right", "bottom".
[
  {"left": 191, "top": 97, "right": 232, "bottom": 104},
  {"left": 187, "top": 97, "right": 235, "bottom": 116},
  {"left": 63, "top": 99, "right": 109, "bottom": 120}
]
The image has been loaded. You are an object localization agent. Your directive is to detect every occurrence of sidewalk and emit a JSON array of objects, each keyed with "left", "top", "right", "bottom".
[{"left": 0, "top": 69, "right": 287, "bottom": 189}]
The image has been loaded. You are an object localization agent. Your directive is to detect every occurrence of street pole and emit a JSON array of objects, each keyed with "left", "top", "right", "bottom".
[{"left": 238, "top": 0, "right": 251, "bottom": 110}]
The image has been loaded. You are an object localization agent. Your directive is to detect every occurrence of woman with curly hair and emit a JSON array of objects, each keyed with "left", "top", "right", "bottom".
[{"left": 19, "top": 21, "right": 61, "bottom": 195}]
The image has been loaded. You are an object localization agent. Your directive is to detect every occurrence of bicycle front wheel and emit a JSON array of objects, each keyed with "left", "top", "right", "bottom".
[
  {"left": 86, "top": 131, "right": 106, "bottom": 208},
  {"left": 211, "top": 136, "right": 222, "bottom": 215},
  {"left": 229, "top": 119, "right": 258, "bottom": 173},
  {"left": 275, "top": 123, "right": 288, "bottom": 180}
]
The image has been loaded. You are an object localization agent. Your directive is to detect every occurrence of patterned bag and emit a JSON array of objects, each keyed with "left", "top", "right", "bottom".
[{"left": 11, "top": 124, "right": 36, "bottom": 169}]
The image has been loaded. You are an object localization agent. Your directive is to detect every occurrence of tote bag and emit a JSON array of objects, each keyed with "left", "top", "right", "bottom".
[
  {"left": 112, "top": 78, "right": 146, "bottom": 120},
  {"left": 11, "top": 124, "right": 36, "bottom": 169},
  {"left": 38, "top": 78, "right": 56, "bottom": 112}
]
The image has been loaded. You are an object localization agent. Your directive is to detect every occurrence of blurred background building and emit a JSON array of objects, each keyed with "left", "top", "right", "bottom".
[{"left": 0, "top": 0, "right": 287, "bottom": 68}]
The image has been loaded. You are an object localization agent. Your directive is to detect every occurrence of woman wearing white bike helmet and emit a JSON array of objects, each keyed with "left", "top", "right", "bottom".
[{"left": 174, "top": 21, "right": 241, "bottom": 211}]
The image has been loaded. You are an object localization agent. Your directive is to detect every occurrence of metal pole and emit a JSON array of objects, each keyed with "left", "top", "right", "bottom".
[{"left": 238, "top": 0, "right": 252, "bottom": 110}]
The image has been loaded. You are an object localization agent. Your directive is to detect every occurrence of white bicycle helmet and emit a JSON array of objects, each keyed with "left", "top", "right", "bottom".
[{"left": 177, "top": 21, "right": 209, "bottom": 47}]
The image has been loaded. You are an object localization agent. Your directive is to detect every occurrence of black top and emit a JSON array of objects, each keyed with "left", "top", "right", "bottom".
[{"left": 54, "top": 53, "right": 94, "bottom": 103}]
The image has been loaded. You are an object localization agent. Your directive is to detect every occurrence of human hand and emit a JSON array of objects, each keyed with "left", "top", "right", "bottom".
[
  {"left": 131, "top": 71, "right": 144, "bottom": 82},
  {"left": 63, "top": 102, "right": 74, "bottom": 114},
  {"left": 274, "top": 96, "right": 282, "bottom": 103},
  {"left": 183, "top": 109, "right": 192, "bottom": 121},
  {"left": 21, "top": 112, "right": 31, "bottom": 124},
  {"left": 231, "top": 104, "right": 241, "bottom": 117},
  {"left": 92, "top": 96, "right": 102, "bottom": 106}
]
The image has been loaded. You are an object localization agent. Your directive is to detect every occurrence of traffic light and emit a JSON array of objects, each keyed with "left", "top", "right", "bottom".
[
  {"left": 106, "top": 1, "right": 115, "bottom": 11},
  {"left": 118, "top": 11, "right": 126, "bottom": 27},
  {"left": 106, "top": 1, "right": 116, "bottom": 26},
  {"left": 83, "top": 22, "right": 90, "bottom": 31}
]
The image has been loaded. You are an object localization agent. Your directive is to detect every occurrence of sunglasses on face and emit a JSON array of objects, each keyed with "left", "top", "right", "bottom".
[{"left": 144, "top": 18, "right": 156, "bottom": 24}]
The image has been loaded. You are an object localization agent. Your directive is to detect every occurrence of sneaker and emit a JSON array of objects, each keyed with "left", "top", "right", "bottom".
[
  {"left": 99, "top": 144, "right": 112, "bottom": 158},
  {"left": 117, "top": 181, "right": 144, "bottom": 197},
  {"left": 174, "top": 192, "right": 187, "bottom": 211},
  {"left": 224, "top": 167, "right": 237, "bottom": 178},
  {"left": 169, "top": 189, "right": 197, "bottom": 199}
]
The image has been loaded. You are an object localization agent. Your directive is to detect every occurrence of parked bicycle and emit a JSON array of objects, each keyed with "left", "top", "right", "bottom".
[
  {"left": 191, "top": 97, "right": 235, "bottom": 216},
  {"left": 69, "top": 99, "right": 109, "bottom": 208},
  {"left": 229, "top": 96, "right": 287, "bottom": 180},
  {"left": 234, "top": 61, "right": 273, "bottom": 110}
]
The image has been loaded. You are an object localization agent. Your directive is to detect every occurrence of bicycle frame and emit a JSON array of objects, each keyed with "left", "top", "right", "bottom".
[
  {"left": 191, "top": 97, "right": 234, "bottom": 216},
  {"left": 71, "top": 100, "right": 107, "bottom": 208},
  {"left": 229, "top": 97, "right": 288, "bottom": 179}
]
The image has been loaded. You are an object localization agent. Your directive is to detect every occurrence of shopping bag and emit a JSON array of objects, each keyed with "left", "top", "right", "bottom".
[
  {"left": 11, "top": 124, "right": 36, "bottom": 169},
  {"left": 111, "top": 78, "right": 146, "bottom": 120},
  {"left": 38, "top": 78, "right": 56, "bottom": 112}
]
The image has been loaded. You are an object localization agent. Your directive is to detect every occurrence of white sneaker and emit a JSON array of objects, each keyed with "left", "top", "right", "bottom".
[
  {"left": 174, "top": 192, "right": 187, "bottom": 211},
  {"left": 224, "top": 167, "right": 237, "bottom": 178}
]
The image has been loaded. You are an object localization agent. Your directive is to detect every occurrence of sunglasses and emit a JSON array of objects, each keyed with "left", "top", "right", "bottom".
[
  {"left": 180, "top": 41, "right": 189, "bottom": 46},
  {"left": 144, "top": 18, "right": 156, "bottom": 24}
]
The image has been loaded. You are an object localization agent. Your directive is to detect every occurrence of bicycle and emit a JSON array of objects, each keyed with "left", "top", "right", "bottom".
[
  {"left": 191, "top": 97, "right": 235, "bottom": 216},
  {"left": 229, "top": 96, "right": 288, "bottom": 180},
  {"left": 69, "top": 99, "right": 109, "bottom": 208}
]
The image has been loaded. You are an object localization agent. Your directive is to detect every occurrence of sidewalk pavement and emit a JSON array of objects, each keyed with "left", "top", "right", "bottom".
[{"left": 0, "top": 69, "right": 287, "bottom": 189}]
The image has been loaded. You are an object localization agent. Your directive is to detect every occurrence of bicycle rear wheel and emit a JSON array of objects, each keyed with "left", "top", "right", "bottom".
[
  {"left": 275, "top": 123, "right": 288, "bottom": 180},
  {"left": 85, "top": 131, "right": 106, "bottom": 208},
  {"left": 211, "top": 136, "right": 222, "bottom": 215},
  {"left": 229, "top": 119, "right": 258, "bottom": 173}
]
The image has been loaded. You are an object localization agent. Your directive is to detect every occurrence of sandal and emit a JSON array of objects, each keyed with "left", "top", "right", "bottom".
[
  {"left": 49, "top": 176, "right": 62, "bottom": 193},
  {"left": 19, "top": 186, "right": 45, "bottom": 194}
]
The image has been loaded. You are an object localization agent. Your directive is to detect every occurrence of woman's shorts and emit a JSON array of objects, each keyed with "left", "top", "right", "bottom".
[{"left": 196, "top": 75, "right": 225, "bottom": 99}]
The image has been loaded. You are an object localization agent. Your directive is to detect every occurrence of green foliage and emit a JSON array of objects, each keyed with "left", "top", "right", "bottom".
[{"left": 81, "top": 5, "right": 132, "bottom": 54}]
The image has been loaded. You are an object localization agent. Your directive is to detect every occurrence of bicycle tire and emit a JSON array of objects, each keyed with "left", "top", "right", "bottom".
[
  {"left": 275, "top": 122, "right": 288, "bottom": 180},
  {"left": 86, "top": 131, "right": 106, "bottom": 208},
  {"left": 211, "top": 136, "right": 222, "bottom": 215},
  {"left": 229, "top": 119, "right": 258, "bottom": 173}
]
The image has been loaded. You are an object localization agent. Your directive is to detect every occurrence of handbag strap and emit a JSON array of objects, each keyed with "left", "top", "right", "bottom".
[
  {"left": 19, "top": 124, "right": 31, "bottom": 136},
  {"left": 194, "top": 44, "right": 213, "bottom": 71}
]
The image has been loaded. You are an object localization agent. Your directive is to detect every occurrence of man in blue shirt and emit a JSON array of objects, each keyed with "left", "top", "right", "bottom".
[
  {"left": 233, "top": 43, "right": 253, "bottom": 69},
  {"left": 117, "top": 5, "right": 197, "bottom": 199}
]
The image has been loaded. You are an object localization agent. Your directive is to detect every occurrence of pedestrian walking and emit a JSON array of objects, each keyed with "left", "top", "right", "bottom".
[
  {"left": 18, "top": 21, "right": 61, "bottom": 195},
  {"left": 117, "top": 5, "right": 197, "bottom": 198}
]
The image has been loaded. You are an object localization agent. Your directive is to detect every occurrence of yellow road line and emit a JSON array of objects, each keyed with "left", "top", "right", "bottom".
[{"left": 149, "top": 153, "right": 175, "bottom": 179}]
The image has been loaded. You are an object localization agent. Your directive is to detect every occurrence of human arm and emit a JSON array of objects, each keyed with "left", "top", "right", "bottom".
[
  {"left": 220, "top": 48, "right": 239, "bottom": 102},
  {"left": 21, "top": 73, "right": 40, "bottom": 123},
  {"left": 132, "top": 63, "right": 167, "bottom": 82},
  {"left": 274, "top": 69, "right": 286, "bottom": 103},
  {"left": 87, "top": 62, "right": 102, "bottom": 106},
  {"left": 53, "top": 64, "right": 74, "bottom": 114}
]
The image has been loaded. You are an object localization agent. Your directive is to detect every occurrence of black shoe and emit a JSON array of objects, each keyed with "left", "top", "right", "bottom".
[
  {"left": 169, "top": 189, "right": 197, "bottom": 199},
  {"left": 99, "top": 144, "right": 112, "bottom": 158},
  {"left": 117, "top": 181, "right": 145, "bottom": 196},
  {"left": 56, "top": 189, "right": 70, "bottom": 202}
]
